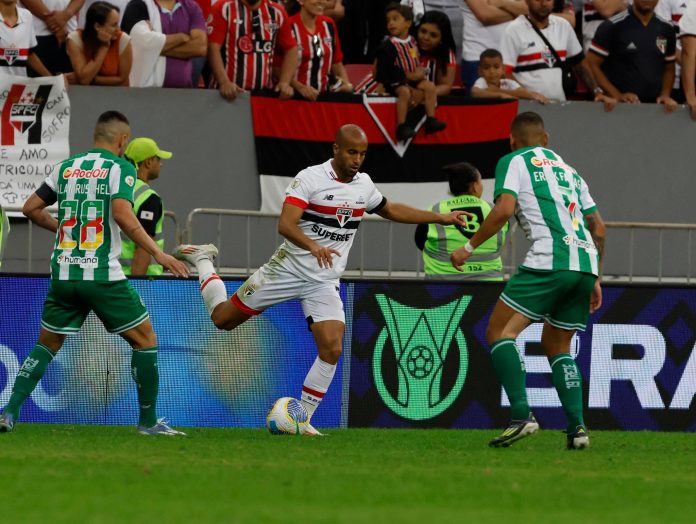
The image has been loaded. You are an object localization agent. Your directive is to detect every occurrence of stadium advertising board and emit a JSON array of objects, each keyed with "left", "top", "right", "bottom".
[
  {"left": 349, "top": 282, "right": 696, "bottom": 431},
  {"left": 3, "top": 277, "right": 696, "bottom": 431},
  {"left": 0, "top": 276, "right": 343, "bottom": 428}
]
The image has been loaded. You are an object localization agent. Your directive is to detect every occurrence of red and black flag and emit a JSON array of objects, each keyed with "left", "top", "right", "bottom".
[{"left": 252, "top": 93, "right": 518, "bottom": 212}]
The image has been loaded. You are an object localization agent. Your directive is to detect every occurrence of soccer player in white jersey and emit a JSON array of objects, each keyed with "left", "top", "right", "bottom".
[
  {"left": 451, "top": 112, "right": 606, "bottom": 450},
  {"left": 174, "top": 124, "right": 468, "bottom": 436},
  {"left": 0, "top": 111, "right": 190, "bottom": 436}
]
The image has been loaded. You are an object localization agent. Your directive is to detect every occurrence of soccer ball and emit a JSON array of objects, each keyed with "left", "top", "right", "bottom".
[
  {"left": 266, "top": 397, "right": 309, "bottom": 435},
  {"left": 406, "top": 346, "right": 435, "bottom": 379}
]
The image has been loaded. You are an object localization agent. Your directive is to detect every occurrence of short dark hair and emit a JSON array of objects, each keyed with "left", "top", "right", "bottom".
[
  {"left": 443, "top": 162, "right": 480, "bottom": 196},
  {"left": 385, "top": 2, "right": 414, "bottom": 22},
  {"left": 97, "top": 110, "right": 129, "bottom": 126},
  {"left": 480, "top": 48, "right": 502, "bottom": 62},
  {"left": 94, "top": 110, "right": 129, "bottom": 142},
  {"left": 511, "top": 111, "right": 545, "bottom": 137}
]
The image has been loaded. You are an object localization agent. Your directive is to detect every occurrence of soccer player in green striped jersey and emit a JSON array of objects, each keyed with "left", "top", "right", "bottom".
[
  {"left": 0, "top": 111, "right": 190, "bottom": 436},
  {"left": 452, "top": 112, "right": 606, "bottom": 450}
]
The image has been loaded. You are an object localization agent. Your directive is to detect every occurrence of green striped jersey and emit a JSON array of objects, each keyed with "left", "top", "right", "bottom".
[
  {"left": 45, "top": 148, "right": 136, "bottom": 281},
  {"left": 494, "top": 146, "right": 599, "bottom": 275}
]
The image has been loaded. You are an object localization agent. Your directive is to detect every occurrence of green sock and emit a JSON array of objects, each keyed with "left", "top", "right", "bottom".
[
  {"left": 490, "top": 338, "right": 529, "bottom": 420},
  {"left": 5, "top": 343, "right": 55, "bottom": 418},
  {"left": 131, "top": 348, "right": 159, "bottom": 428},
  {"left": 549, "top": 353, "right": 585, "bottom": 433}
]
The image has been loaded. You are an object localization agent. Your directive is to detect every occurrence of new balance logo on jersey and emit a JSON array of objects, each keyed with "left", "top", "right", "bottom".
[
  {"left": 323, "top": 194, "right": 334, "bottom": 200},
  {"left": 336, "top": 208, "right": 353, "bottom": 227}
]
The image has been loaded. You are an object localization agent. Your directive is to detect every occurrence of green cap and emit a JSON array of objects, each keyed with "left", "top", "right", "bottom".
[{"left": 125, "top": 137, "right": 172, "bottom": 164}]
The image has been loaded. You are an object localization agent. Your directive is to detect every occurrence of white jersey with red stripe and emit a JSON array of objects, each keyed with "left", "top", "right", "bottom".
[
  {"left": 0, "top": 6, "right": 37, "bottom": 76},
  {"left": 282, "top": 159, "right": 386, "bottom": 282},
  {"left": 500, "top": 15, "right": 583, "bottom": 101}
]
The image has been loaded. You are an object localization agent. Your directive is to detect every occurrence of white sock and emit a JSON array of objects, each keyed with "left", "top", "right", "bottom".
[
  {"left": 300, "top": 356, "right": 337, "bottom": 420},
  {"left": 196, "top": 257, "right": 227, "bottom": 315}
]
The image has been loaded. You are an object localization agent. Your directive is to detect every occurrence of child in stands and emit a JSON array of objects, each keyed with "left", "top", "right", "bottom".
[
  {"left": 471, "top": 49, "right": 549, "bottom": 103},
  {"left": 374, "top": 3, "right": 446, "bottom": 142}
]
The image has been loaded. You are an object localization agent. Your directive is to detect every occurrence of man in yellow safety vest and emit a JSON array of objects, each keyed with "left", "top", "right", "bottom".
[{"left": 121, "top": 137, "right": 172, "bottom": 276}]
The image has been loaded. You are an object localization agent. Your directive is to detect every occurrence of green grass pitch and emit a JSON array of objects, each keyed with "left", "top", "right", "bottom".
[{"left": 1, "top": 425, "right": 695, "bottom": 523}]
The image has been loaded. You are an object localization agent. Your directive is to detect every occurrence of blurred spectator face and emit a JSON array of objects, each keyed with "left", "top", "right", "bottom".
[
  {"left": 386, "top": 9, "right": 412, "bottom": 39},
  {"left": 633, "top": 0, "right": 658, "bottom": 15},
  {"left": 417, "top": 22, "right": 442, "bottom": 53},
  {"left": 300, "top": 0, "right": 327, "bottom": 16},
  {"left": 479, "top": 55, "right": 504, "bottom": 86},
  {"left": 96, "top": 9, "right": 120, "bottom": 44},
  {"left": 526, "top": 0, "right": 554, "bottom": 21}
]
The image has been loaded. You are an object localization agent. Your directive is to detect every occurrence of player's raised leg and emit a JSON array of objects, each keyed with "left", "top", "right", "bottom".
[
  {"left": 486, "top": 299, "right": 538, "bottom": 447},
  {"left": 119, "top": 319, "right": 185, "bottom": 436},
  {"left": 174, "top": 244, "right": 253, "bottom": 330},
  {"left": 301, "top": 319, "right": 344, "bottom": 437},
  {"left": 0, "top": 328, "right": 65, "bottom": 433}
]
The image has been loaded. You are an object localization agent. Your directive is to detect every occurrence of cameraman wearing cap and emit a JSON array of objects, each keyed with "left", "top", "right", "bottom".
[{"left": 121, "top": 137, "right": 172, "bottom": 276}]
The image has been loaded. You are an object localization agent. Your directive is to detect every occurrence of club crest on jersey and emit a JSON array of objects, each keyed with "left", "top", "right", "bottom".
[
  {"left": 3, "top": 46, "right": 20, "bottom": 65},
  {"left": 541, "top": 48, "right": 556, "bottom": 67},
  {"left": 656, "top": 36, "right": 667, "bottom": 54},
  {"left": 241, "top": 282, "right": 256, "bottom": 297},
  {"left": 336, "top": 208, "right": 353, "bottom": 227}
]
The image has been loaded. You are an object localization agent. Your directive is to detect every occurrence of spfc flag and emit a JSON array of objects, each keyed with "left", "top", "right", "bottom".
[{"left": 251, "top": 93, "right": 517, "bottom": 212}]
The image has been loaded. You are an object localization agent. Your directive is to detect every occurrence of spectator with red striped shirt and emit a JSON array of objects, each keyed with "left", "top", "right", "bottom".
[
  {"left": 375, "top": 2, "right": 446, "bottom": 142},
  {"left": 285, "top": 0, "right": 352, "bottom": 100},
  {"left": 355, "top": 9, "right": 457, "bottom": 95},
  {"left": 207, "top": 0, "right": 298, "bottom": 101}
]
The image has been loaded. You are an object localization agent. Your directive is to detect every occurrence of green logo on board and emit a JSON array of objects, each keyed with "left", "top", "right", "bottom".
[{"left": 372, "top": 295, "right": 470, "bottom": 420}]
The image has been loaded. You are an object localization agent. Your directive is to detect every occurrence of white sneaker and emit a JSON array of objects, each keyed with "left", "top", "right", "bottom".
[
  {"left": 138, "top": 418, "right": 187, "bottom": 436},
  {"left": 173, "top": 244, "right": 218, "bottom": 265},
  {"left": 303, "top": 423, "right": 325, "bottom": 437}
]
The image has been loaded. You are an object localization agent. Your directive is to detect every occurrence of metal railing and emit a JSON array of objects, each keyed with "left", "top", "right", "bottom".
[
  {"left": 603, "top": 221, "right": 695, "bottom": 283},
  {"left": 6, "top": 205, "right": 694, "bottom": 282},
  {"left": 2, "top": 207, "right": 179, "bottom": 272}
]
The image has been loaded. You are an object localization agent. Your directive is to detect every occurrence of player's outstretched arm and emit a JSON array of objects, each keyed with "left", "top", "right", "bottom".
[
  {"left": 278, "top": 202, "right": 340, "bottom": 268},
  {"left": 451, "top": 193, "right": 515, "bottom": 271},
  {"left": 112, "top": 198, "right": 189, "bottom": 278},
  {"left": 22, "top": 192, "right": 59, "bottom": 233},
  {"left": 375, "top": 201, "right": 469, "bottom": 226}
]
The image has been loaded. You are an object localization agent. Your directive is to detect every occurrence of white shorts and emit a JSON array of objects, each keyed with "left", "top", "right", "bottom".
[{"left": 231, "top": 262, "right": 345, "bottom": 325}]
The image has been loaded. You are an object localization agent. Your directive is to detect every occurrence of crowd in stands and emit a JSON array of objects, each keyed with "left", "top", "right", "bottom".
[{"left": 1, "top": 0, "right": 695, "bottom": 123}]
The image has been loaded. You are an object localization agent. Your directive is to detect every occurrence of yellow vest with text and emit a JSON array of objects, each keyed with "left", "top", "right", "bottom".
[
  {"left": 120, "top": 179, "right": 164, "bottom": 276},
  {"left": 423, "top": 195, "right": 507, "bottom": 280}
]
